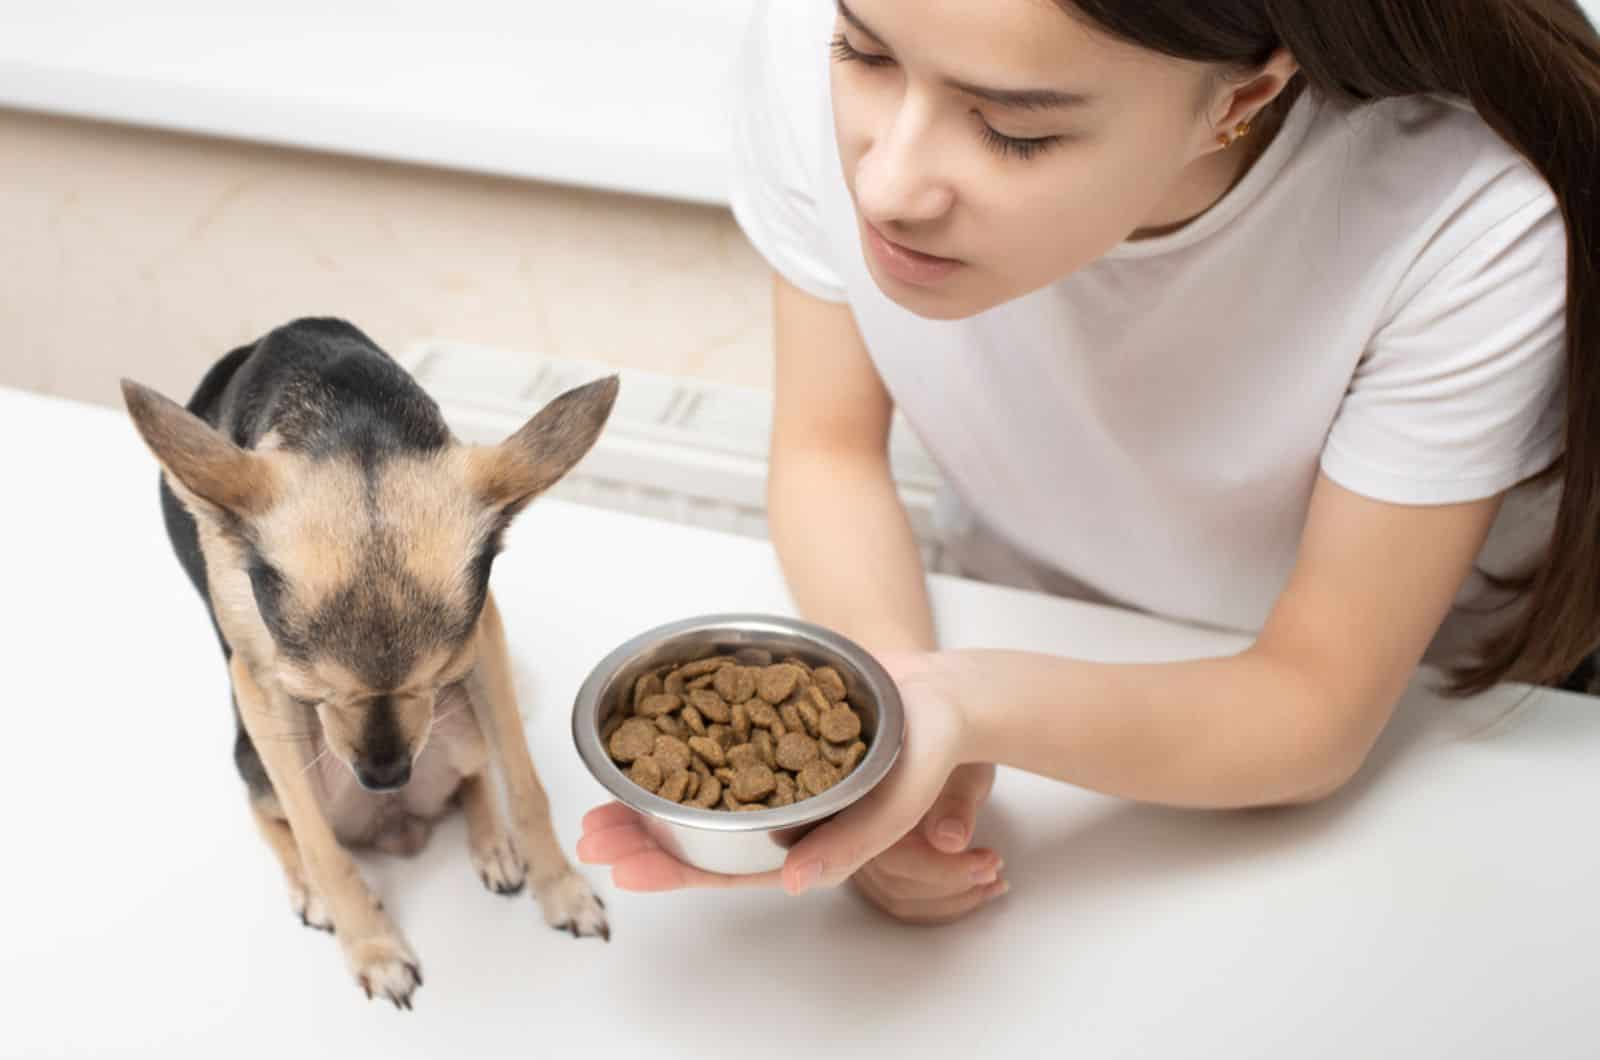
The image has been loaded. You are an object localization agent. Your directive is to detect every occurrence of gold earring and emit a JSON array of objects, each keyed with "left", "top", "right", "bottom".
[{"left": 1218, "top": 119, "right": 1251, "bottom": 149}]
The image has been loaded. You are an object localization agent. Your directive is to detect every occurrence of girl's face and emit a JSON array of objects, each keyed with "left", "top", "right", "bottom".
[{"left": 830, "top": 0, "right": 1272, "bottom": 320}]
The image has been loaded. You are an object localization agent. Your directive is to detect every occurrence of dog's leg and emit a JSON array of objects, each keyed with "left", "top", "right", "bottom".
[
  {"left": 465, "top": 593, "right": 609, "bottom": 940},
  {"left": 435, "top": 689, "right": 527, "bottom": 895},
  {"left": 231, "top": 655, "right": 424, "bottom": 1008},
  {"left": 460, "top": 775, "right": 528, "bottom": 895},
  {"left": 250, "top": 796, "right": 333, "bottom": 932}
]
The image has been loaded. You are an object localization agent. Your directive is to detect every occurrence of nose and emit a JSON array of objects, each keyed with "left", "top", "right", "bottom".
[
  {"left": 853, "top": 99, "right": 954, "bottom": 227},
  {"left": 354, "top": 752, "right": 411, "bottom": 792}
]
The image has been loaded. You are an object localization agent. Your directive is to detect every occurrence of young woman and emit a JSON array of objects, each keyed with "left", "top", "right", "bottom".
[{"left": 579, "top": 0, "right": 1599, "bottom": 924}]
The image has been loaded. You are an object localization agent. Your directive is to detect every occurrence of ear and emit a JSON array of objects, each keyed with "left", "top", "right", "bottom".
[
  {"left": 121, "top": 379, "right": 277, "bottom": 516},
  {"left": 1207, "top": 48, "right": 1301, "bottom": 142},
  {"left": 468, "top": 375, "right": 619, "bottom": 515}
]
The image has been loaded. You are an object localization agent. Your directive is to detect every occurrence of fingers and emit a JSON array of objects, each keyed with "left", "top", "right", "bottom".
[
  {"left": 868, "top": 834, "right": 1002, "bottom": 900},
  {"left": 779, "top": 756, "right": 939, "bottom": 895},
  {"left": 581, "top": 802, "right": 640, "bottom": 834},
  {"left": 923, "top": 763, "right": 997, "bottom": 853},
  {"left": 852, "top": 871, "right": 1010, "bottom": 926},
  {"left": 578, "top": 802, "right": 783, "bottom": 892},
  {"left": 576, "top": 822, "right": 658, "bottom": 864}
]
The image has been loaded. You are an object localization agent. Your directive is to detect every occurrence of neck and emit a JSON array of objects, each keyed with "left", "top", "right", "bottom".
[{"left": 1129, "top": 102, "right": 1289, "bottom": 241}]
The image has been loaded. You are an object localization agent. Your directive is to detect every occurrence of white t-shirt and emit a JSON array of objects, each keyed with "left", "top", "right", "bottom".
[{"left": 729, "top": 0, "right": 1568, "bottom": 660}]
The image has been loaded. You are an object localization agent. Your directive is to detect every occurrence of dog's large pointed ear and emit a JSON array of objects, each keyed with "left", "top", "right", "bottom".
[
  {"left": 121, "top": 379, "right": 277, "bottom": 516},
  {"left": 468, "top": 375, "right": 619, "bottom": 516}
]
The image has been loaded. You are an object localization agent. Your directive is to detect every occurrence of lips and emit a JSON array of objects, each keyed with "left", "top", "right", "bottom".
[{"left": 862, "top": 222, "right": 964, "bottom": 287}]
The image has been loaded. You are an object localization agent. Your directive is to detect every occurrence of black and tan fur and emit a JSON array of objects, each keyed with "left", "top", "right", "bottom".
[{"left": 123, "top": 318, "right": 616, "bottom": 1009}]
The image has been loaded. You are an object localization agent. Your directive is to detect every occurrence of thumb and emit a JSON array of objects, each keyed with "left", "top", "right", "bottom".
[{"left": 924, "top": 763, "right": 996, "bottom": 853}]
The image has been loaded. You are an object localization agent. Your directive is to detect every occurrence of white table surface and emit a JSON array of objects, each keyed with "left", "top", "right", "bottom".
[
  {"left": 2, "top": 386, "right": 1596, "bottom": 1058},
  {"left": 0, "top": 0, "right": 751, "bottom": 206}
]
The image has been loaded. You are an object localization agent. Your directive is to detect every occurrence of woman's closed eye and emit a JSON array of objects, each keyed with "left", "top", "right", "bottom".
[{"left": 831, "top": 32, "right": 1067, "bottom": 162}]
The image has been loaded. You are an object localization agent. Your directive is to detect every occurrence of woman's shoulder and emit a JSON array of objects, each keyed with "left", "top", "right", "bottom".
[{"left": 1308, "top": 92, "right": 1557, "bottom": 241}]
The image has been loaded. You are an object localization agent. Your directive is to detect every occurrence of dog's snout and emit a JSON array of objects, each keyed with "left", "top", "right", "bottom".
[{"left": 354, "top": 753, "right": 411, "bottom": 792}]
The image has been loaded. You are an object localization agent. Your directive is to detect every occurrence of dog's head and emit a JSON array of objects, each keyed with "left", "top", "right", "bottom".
[{"left": 122, "top": 375, "right": 618, "bottom": 791}]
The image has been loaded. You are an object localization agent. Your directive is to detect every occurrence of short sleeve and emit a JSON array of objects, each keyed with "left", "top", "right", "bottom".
[
  {"left": 726, "top": 0, "right": 849, "bottom": 303},
  {"left": 1321, "top": 185, "right": 1567, "bottom": 504}
]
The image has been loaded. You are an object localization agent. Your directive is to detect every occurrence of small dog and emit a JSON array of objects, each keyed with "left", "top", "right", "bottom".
[{"left": 122, "top": 318, "right": 615, "bottom": 1009}]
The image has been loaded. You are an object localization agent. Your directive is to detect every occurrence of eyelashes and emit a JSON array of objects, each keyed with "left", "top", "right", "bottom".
[{"left": 829, "top": 34, "right": 1064, "bottom": 162}]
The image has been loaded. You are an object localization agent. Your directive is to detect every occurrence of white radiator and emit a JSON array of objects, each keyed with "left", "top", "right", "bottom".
[{"left": 399, "top": 340, "right": 955, "bottom": 572}]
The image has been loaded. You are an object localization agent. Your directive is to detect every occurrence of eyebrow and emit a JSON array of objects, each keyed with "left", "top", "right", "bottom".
[{"left": 836, "top": 0, "right": 1094, "bottom": 111}]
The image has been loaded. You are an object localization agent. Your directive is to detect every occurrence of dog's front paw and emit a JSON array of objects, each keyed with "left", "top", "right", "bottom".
[
  {"left": 287, "top": 874, "right": 334, "bottom": 933},
  {"left": 346, "top": 934, "right": 423, "bottom": 1010},
  {"left": 534, "top": 870, "right": 610, "bottom": 942},
  {"left": 472, "top": 834, "right": 527, "bottom": 896}
]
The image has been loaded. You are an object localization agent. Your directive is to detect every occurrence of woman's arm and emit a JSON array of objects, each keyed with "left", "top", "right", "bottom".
[
  {"left": 761, "top": 473, "right": 1509, "bottom": 895},
  {"left": 944, "top": 474, "right": 1507, "bottom": 807},
  {"left": 767, "top": 272, "right": 936, "bottom": 655}
]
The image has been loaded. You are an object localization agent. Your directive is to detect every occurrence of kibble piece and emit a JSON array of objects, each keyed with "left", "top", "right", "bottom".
[
  {"left": 770, "top": 776, "right": 797, "bottom": 807},
  {"left": 684, "top": 772, "right": 701, "bottom": 800},
  {"left": 813, "top": 666, "right": 847, "bottom": 703},
  {"left": 798, "top": 759, "right": 840, "bottom": 796},
  {"left": 679, "top": 657, "right": 729, "bottom": 679},
  {"left": 796, "top": 697, "right": 822, "bottom": 738},
  {"left": 629, "top": 755, "right": 664, "bottom": 793},
  {"left": 820, "top": 739, "right": 851, "bottom": 766},
  {"left": 689, "top": 776, "right": 721, "bottom": 808},
  {"left": 732, "top": 764, "right": 777, "bottom": 802},
  {"left": 632, "top": 671, "right": 664, "bottom": 712},
  {"left": 658, "top": 769, "right": 691, "bottom": 803},
  {"left": 690, "top": 755, "right": 712, "bottom": 780},
  {"left": 731, "top": 701, "right": 752, "bottom": 742},
  {"left": 715, "top": 767, "right": 738, "bottom": 786},
  {"left": 781, "top": 655, "right": 814, "bottom": 677},
  {"left": 654, "top": 735, "right": 692, "bottom": 774},
  {"left": 734, "top": 647, "right": 774, "bottom": 667},
  {"left": 654, "top": 714, "right": 685, "bottom": 738},
  {"left": 600, "top": 713, "right": 625, "bottom": 745},
  {"left": 757, "top": 664, "right": 802, "bottom": 705},
  {"left": 714, "top": 666, "right": 757, "bottom": 704},
  {"left": 721, "top": 789, "right": 744, "bottom": 811},
  {"left": 609, "top": 718, "right": 659, "bottom": 763},
  {"left": 664, "top": 670, "right": 687, "bottom": 695},
  {"left": 780, "top": 702, "right": 805, "bottom": 735},
  {"left": 777, "top": 732, "right": 821, "bottom": 771},
  {"left": 748, "top": 701, "right": 779, "bottom": 729},
  {"left": 681, "top": 704, "right": 708, "bottom": 735},
  {"left": 726, "top": 743, "right": 762, "bottom": 771},
  {"left": 738, "top": 803, "right": 766, "bottom": 812},
  {"left": 637, "top": 693, "right": 682, "bottom": 719},
  {"left": 687, "top": 673, "right": 717, "bottom": 691},
  {"left": 687, "top": 736, "right": 726, "bottom": 768},
  {"left": 820, "top": 705, "right": 862, "bottom": 743},
  {"left": 805, "top": 686, "right": 832, "bottom": 716},
  {"left": 753, "top": 729, "right": 777, "bottom": 769},
  {"left": 712, "top": 725, "right": 736, "bottom": 750},
  {"left": 688, "top": 689, "right": 731, "bottom": 723},
  {"left": 840, "top": 740, "right": 867, "bottom": 774}
]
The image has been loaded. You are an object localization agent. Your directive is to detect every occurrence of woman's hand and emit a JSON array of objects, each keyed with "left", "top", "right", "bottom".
[
  {"left": 576, "top": 653, "right": 1006, "bottom": 918},
  {"left": 850, "top": 761, "right": 1006, "bottom": 924}
]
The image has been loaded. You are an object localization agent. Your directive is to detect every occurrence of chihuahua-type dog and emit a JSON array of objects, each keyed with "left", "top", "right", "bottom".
[{"left": 123, "top": 318, "right": 615, "bottom": 1009}]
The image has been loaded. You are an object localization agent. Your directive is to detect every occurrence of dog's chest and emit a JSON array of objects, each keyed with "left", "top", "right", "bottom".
[{"left": 314, "top": 686, "right": 482, "bottom": 844}]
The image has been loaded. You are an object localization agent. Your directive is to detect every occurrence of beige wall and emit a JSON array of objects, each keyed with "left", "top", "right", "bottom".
[{"left": 0, "top": 106, "right": 774, "bottom": 410}]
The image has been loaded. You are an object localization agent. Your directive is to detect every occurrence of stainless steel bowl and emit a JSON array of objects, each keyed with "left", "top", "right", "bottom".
[{"left": 572, "top": 614, "right": 904, "bottom": 875}]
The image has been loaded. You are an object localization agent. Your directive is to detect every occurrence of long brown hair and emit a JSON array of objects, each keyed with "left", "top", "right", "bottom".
[{"left": 1063, "top": 0, "right": 1600, "bottom": 694}]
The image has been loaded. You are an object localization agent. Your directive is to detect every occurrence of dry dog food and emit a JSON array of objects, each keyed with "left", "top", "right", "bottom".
[{"left": 605, "top": 652, "right": 870, "bottom": 811}]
